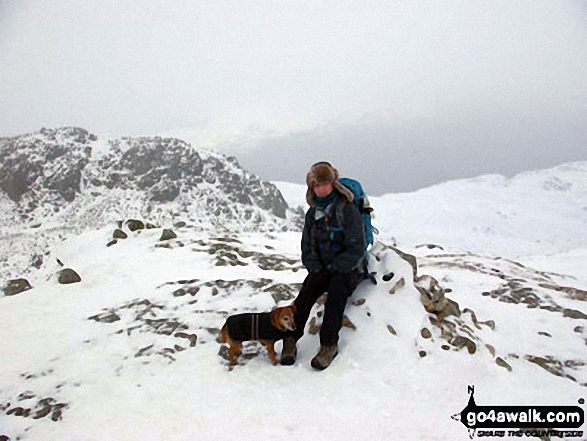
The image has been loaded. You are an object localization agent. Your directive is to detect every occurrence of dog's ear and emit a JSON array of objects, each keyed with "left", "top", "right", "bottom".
[
  {"left": 291, "top": 304, "right": 297, "bottom": 314},
  {"left": 269, "top": 308, "right": 283, "bottom": 330}
]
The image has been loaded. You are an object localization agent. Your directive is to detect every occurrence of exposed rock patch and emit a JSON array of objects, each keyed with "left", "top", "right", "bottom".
[{"left": 4, "top": 278, "right": 33, "bottom": 296}]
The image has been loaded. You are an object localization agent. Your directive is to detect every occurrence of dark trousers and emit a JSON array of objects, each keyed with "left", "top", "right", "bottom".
[{"left": 289, "top": 270, "right": 361, "bottom": 347}]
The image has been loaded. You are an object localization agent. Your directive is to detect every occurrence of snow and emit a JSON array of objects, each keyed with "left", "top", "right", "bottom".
[{"left": 1, "top": 162, "right": 586, "bottom": 440}]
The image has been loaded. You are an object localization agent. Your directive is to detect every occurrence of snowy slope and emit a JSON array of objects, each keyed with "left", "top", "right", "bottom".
[
  {"left": 1, "top": 154, "right": 586, "bottom": 440},
  {"left": 1, "top": 225, "right": 585, "bottom": 440},
  {"left": 0, "top": 127, "right": 297, "bottom": 282}
]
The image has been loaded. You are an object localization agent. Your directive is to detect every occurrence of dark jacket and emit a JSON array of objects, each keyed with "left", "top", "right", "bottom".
[
  {"left": 301, "top": 192, "right": 365, "bottom": 274},
  {"left": 226, "top": 312, "right": 286, "bottom": 342}
]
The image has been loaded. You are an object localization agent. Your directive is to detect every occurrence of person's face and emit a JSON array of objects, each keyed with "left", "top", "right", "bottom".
[{"left": 314, "top": 181, "right": 333, "bottom": 198}]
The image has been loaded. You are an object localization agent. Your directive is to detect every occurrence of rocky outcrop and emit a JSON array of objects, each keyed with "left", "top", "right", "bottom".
[{"left": 0, "top": 127, "right": 289, "bottom": 223}]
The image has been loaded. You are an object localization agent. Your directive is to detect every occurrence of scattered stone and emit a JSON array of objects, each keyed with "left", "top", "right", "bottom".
[
  {"left": 160, "top": 229, "right": 177, "bottom": 241},
  {"left": 419, "top": 351, "right": 427, "bottom": 358},
  {"left": 421, "top": 328, "right": 432, "bottom": 339},
  {"left": 496, "top": 357, "right": 512, "bottom": 371},
  {"left": 382, "top": 272, "right": 395, "bottom": 282},
  {"left": 450, "top": 336, "right": 476, "bottom": 354},
  {"left": 387, "top": 324, "right": 397, "bottom": 335},
  {"left": 480, "top": 320, "right": 496, "bottom": 330},
  {"left": 388, "top": 246, "right": 418, "bottom": 279},
  {"left": 88, "top": 311, "right": 121, "bottom": 323},
  {"left": 485, "top": 344, "right": 496, "bottom": 357},
  {"left": 441, "top": 345, "right": 450, "bottom": 351},
  {"left": 56, "top": 258, "right": 64, "bottom": 267},
  {"left": 563, "top": 309, "right": 587, "bottom": 320},
  {"left": 58, "top": 268, "right": 81, "bottom": 284},
  {"left": 107, "top": 239, "right": 118, "bottom": 247},
  {"left": 574, "top": 326, "right": 584, "bottom": 333},
  {"left": 352, "top": 298, "right": 366, "bottom": 306},
  {"left": 126, "top": 219, "right": 145, "bottom": 231},
  {"left": 4, "top": 278, "right": 33, "bottom": 296},
  {"left": 175, "top": 332, "right": 197, "bottom": 347},
  {"left": 389, "top": 277, "right": 405, "bottom": 295},
  {"left": 173, "top": 221, "right": 187, "bottom": 228},
  {"left": 113, "top": 229, "right": 127, "bottom": 239},
  {"left": 135, "top": 345, "right": 154, "bottom": 357},
  {"left": 538, "top": 332, "right": 552, "bottom": 338},
  {"left": 342, "top": 316, "right": 356, "bottom": 330}
]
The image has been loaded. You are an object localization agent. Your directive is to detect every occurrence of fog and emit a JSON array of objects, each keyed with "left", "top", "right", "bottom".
[{"left": 1, "top": 0, "right": 586, "bottom": 193}]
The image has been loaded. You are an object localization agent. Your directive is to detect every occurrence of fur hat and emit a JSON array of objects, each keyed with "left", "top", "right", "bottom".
[{"left": 306, "top": 162, "right": 354, "bottom": 206}]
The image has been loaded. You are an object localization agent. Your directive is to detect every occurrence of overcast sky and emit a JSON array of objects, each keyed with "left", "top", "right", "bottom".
[{"left": 1, "top": 0, "right": 586, "bottom": 193}]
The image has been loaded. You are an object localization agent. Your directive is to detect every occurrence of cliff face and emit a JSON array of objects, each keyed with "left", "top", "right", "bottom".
[{"left": 0, "top": 127, "right": 289, "bottom": 225}]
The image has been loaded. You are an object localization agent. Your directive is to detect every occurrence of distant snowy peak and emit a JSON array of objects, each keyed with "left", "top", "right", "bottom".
[{"left": 0, "top": 127, "right": 290, "bottom": 229}]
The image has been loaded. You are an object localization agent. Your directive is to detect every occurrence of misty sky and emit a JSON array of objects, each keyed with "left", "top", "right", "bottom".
[{"left": 1, "top": 1, "right": 586, "bottom": 194}]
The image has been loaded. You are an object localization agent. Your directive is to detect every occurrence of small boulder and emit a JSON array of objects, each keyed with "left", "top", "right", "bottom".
[
  {"left": 496, "top": 357, "right": 512, "bottom": 371},
  {"left": 4, "top": 278, "right": 33, "bottom": 296},
  {"left": 113, "top": 229, "right": 128, "bottom": 239},
  {"left": 160, "top": 229, "right": 177, "bottom": 241},
  {"left": 126, "top": 219, "right": 145, "bottom": 232},
  {"left": 58, "top": 269, "right": 81, "bottom": 284},
  {"left": 106, "top": 240, "right": 117, "bottom": 247},
  {"left": 420, "top": 328, "right": 432, "bottom": 339}
]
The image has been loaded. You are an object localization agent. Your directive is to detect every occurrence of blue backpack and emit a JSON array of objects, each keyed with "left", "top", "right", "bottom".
[{"left": 338, "top": 178, "right": 378, "bottom": 252}]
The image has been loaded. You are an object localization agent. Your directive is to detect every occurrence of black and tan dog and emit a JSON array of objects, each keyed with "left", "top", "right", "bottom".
[{"left": 220, "top": 305, "right": 297, "bottom": 365}]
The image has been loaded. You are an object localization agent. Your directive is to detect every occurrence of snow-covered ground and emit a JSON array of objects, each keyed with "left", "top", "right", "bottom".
[{"left": 1, "top": 162, "right": 586, "bottom": 441}]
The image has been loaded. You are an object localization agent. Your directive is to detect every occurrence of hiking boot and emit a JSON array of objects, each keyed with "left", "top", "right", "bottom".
[
  {"left": 311, "top": 344, "right": 338, "bottom": 370},
  {"left": 280, "top": 337, "right": 297, "bottom": 365}
]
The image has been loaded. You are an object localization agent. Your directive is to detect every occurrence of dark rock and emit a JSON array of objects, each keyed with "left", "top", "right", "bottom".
[
  {"left": 107, "top": 240, "right": 117, "bottom": 247},
  {"left": 175, "top": 332, "right": 197, "bottom": 347},
  {"left": 160, "top": 229, "right": 177, "bottom": 241},
  {"left": 450, "top": 336, "right": 477, "bottom": 354},
  {"left": 135, "top": 345, "right": 154, "bottom": 357},
  {"left": 58, "top": 268, "right": 81, "bottom": 284},
  {"left": 126, "top": 219, "right": 145, "bottom": 231},
  {"left": 89, "top": 311, "right": 120, "bottom": 323},
  {"left": 382, "top": 272, "right": 395, "bottom": 282},
  {"left": 563, "top": 309, "right": 587, "bottom": 320},
  {"left": 4, "top": 278, "right": 33, "bottom": 296},
  {"left": 173, "top": 221, "right": 187, "bottom": 228},
  {"left": 387, "top": 324, "right": 397, "bottom": 335},
  {"left": 496, "top": 357, "right": 512, "bottom": 371},
  {"left": 421, "top": 328, "right": 432, "bottom": 339},
  {"left": 113, "top": 229, "right": 128, "bottom": 239}
]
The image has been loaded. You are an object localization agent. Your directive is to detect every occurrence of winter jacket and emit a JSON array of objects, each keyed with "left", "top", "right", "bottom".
[
  {"left": 301, "top": 192, "right": 365, "bottom": 274},
  {"left": 226, "top": 312, "right": 287, "bottom": 342}
]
